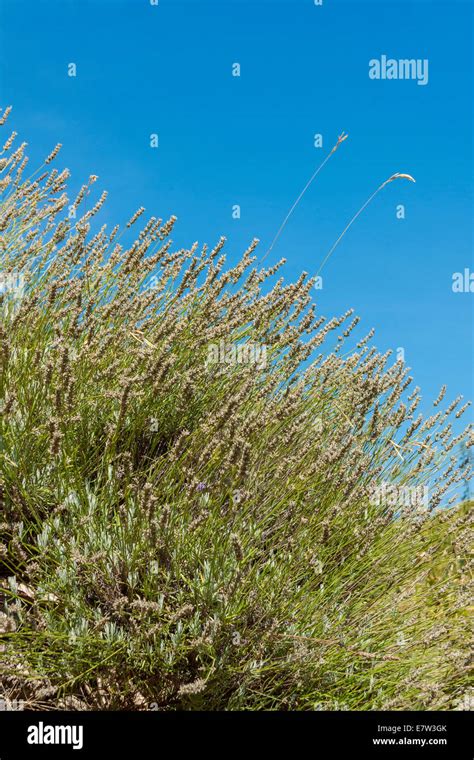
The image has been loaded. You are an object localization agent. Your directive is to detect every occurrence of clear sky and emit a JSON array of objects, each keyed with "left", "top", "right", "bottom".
[{"left": 1, "top": 0, "right": 473, "bottom": 429}]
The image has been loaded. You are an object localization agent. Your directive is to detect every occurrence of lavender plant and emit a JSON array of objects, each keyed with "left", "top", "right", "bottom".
[{"left": 0, "top": 108, "right": 472, "bottom": 710}]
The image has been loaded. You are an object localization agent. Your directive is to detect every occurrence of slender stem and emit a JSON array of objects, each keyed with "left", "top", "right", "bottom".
[
  {"left": 316, "top": 184, "right": 386, "bottom": 275},
  {"left": 261, "top": 132, "right": 348, "bottom": 264},
  {"left": 316, "top": 173, "right": 415, "bottom": 276}
]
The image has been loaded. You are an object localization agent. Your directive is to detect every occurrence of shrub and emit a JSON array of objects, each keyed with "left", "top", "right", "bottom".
[{"left": 1, "top": 110, "right": 472, "bottom": 710}]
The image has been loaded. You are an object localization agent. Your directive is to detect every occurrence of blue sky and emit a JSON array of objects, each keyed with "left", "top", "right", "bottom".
[{"left": 1, "top": 0, "right": 472, "bottom": 429}]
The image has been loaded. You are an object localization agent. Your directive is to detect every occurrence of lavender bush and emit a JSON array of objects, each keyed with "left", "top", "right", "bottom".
[{"left": 1, "top": 108, "right": 472, "bottom": 710}]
